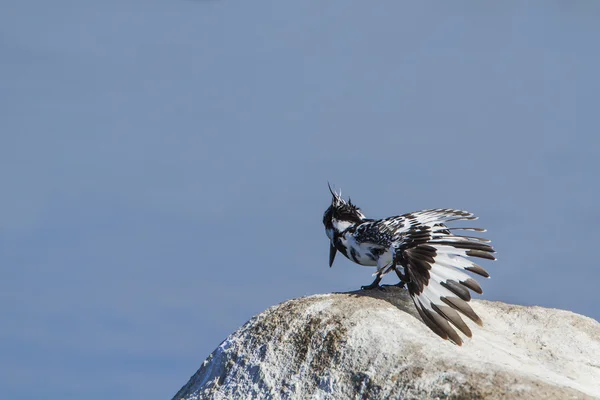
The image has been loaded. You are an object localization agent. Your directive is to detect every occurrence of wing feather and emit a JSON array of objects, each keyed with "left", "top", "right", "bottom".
[{"left": 392, "top": 209, "right": 494, "bottom": 345}]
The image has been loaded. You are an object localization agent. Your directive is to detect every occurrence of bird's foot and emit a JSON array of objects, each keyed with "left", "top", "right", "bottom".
[
  {"left": 361, "top": 274, "right": 384, "bottom": 291},
  {"left": 361, "top": 282, "right": 385, "bottom": 291},
  {"left": 381, "top": 281, "right": 406, "bottom": 289}
]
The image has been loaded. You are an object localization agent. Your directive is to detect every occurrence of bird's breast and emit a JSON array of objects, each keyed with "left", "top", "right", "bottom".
[{"left": 338, "top": 235, "right": 389, "bottom": 267}]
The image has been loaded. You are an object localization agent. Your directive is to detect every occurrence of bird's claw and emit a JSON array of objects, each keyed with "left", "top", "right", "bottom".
[
  {"left": 361, "top": 284, "right": 386, "bottom": 291},
  {"left": 381, "top": 282, "right": 406, "bottom": 289}
]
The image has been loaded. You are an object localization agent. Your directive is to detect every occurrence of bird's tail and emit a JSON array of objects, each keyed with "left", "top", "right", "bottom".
[{"left": 400, "top": 210, "right": 496, "bottom": 345}]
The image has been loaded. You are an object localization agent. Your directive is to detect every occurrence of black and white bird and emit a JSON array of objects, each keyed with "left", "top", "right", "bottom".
[{"left": 322, "top": 184, "right": 496, "bottom": 345}]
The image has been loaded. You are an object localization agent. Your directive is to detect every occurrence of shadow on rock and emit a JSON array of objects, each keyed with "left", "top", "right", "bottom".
[{"left": 338, "top": 285, "right": 421, "bottom": 320}]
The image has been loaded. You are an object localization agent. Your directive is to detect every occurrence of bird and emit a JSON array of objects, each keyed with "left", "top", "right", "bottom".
[{"left": 322, "top": 184, "right": 496, "bottom": 345}]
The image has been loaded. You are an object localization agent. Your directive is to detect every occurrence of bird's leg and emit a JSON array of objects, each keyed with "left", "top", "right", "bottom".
[
  {"left": 362, "top": 255, "right": 391, "bottom": 290},
  {"left": 361, "top": 273, "right": 383, "bottom": 291},
  {"left": 392, "top": 251, "right": 408, "bottom": 288},
  {"left": 393, "top": 268, "right": 407, "bottom": 288}
]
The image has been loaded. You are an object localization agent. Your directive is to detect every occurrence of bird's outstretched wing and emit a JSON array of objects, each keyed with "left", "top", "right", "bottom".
[{"left": 390, "top": 209, "right": 495, "bottom": 345}]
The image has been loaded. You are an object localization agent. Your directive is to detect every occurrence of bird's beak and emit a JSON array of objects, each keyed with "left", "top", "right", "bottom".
[{"left": 329, "top": 242, "right": 337, "bottom": 267}]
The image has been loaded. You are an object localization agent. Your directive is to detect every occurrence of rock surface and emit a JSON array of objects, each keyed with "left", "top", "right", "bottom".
[{"left": 173, "top": 288, "right": 600, "bottom": 399}]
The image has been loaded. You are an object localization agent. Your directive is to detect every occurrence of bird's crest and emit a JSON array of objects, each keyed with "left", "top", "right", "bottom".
[{"left": 325, "top": 183, "right": 365, "bottom": 224}]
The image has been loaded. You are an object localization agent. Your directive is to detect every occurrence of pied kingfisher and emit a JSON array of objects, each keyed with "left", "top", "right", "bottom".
[{"left": 322, "top": 184, "right": 496, "bottom": 345}]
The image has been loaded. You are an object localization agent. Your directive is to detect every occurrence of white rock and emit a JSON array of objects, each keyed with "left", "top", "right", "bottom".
[{"left": 173, "top": 288, "right": 600, "bottom": 399}]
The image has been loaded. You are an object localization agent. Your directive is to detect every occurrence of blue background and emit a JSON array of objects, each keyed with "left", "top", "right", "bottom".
[{"left": 2, "top": 1, "right": 599, "bottom": 399}]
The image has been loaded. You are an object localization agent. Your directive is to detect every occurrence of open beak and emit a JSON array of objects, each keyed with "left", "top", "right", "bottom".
[{"left": 329, "top": 242, "right": 337, "bottom": 267}]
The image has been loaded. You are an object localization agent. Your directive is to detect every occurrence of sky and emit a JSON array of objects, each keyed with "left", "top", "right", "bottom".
[{"left": 1, "top": 1, "right": 600, "bottom": 399}]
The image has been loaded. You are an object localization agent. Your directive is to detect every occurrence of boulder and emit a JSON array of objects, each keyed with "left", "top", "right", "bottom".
[{"left": 173, "top": 287, "right": 600, "bottom": 399}]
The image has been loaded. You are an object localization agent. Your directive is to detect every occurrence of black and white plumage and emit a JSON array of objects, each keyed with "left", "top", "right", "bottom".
[{"left": 322, "top": 185, "right": 496, "bottom": 345}]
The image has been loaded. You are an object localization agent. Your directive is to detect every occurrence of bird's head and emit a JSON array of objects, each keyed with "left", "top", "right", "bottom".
[{"left": 323, "top": 183, "right": 366, "bottom": 267}]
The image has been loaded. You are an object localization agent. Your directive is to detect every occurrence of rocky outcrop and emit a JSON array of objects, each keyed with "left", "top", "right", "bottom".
[{"left": 173, "top": 287, "right": 600, "bottom": 399}]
